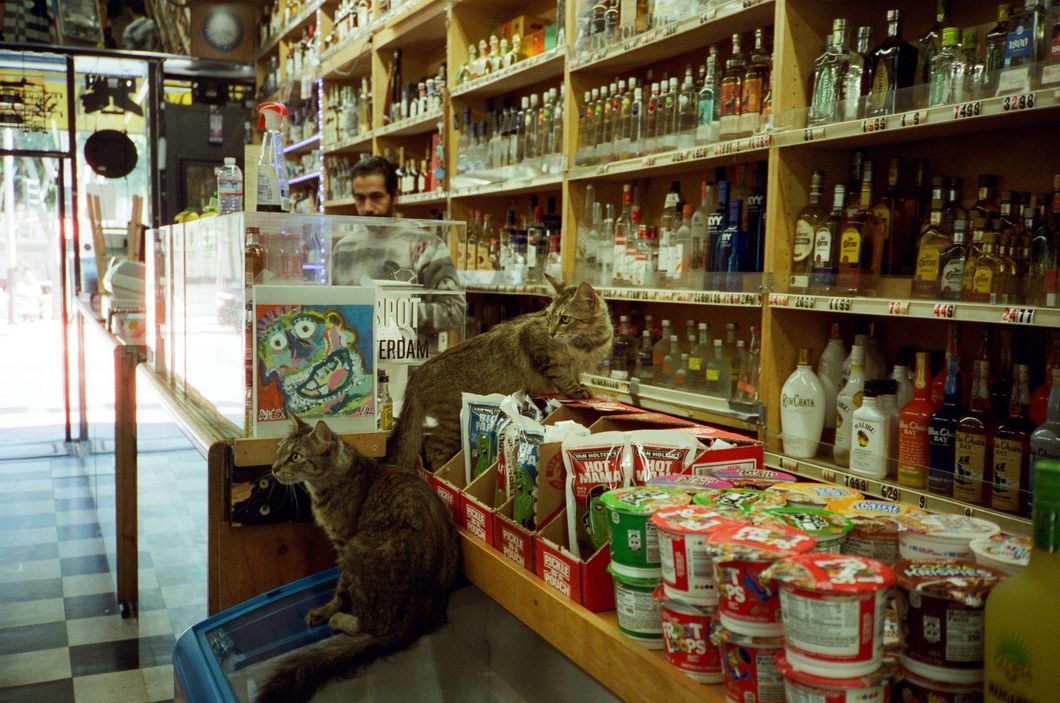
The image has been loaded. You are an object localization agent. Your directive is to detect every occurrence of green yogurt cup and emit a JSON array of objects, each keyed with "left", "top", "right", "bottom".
[{"left": 602, "top": 486, "right": 690, "bottom": 578}]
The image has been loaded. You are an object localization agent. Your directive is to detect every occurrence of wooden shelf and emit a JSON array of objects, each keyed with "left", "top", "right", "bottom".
[
  {"left": 773, "top": 87, "right": 1060, "bottom": 150},
  {"left": 450, "top": 173, "right": 564, "bottom": 199},
  {"left": 459, "top": 529, "right": 725, "bottom": 703},
  {"left": 323, "top": 131, "right": 375, "bottom": 154},
  {"left": 399, "top": 190, "right": 449, "bottom": 205},
  {"left": 766, "top": 291, "right": 1060, "bottom": 330},
  {"left": 323, "top": 196, "right": 357, "bottom": 208},
  {"left": 375, "top": 108, "right": 444, "bottom": 138},
  {"left": 763, "top": 450, "right": 1031, "bottom": 537},
  {"left": 374, "top": 0, "right": 447, "bottom": 50},
  {"left": 570, "top": 134, "right": 771, "bottom": 182},
  {"left": 569, "top": 0, "right": 774, "bottom": 75},
  {"left": 284, "top": 133, "right": 322, "bottom": 155},
  {"left": 320, "top": 31, "right": 373, "bottom": 79},
  {"left": 581, "top": 373, "right": 762, "bottom": 433},
  {"left": 462, "top": 279, "right": 764, "bottom": 308},
  {"left": 232, "top": 431, "right": 386, "bottom": 468},
  {"left": 450, "top": 49, "right": 566, "bottom": 99},
  {"left": 255, "top": 0, "right": 324, "bottom": 61}
]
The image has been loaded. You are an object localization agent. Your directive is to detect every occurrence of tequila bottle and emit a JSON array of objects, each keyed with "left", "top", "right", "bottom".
[
  {"left": 719, "top": 33, "right": 746, "bottom": 139},
  {"left": 866, "top": 9, "right": 919, "bottom": 116},
  {"left": 836, "top": 161, "right": 878, "bottom": 295},
  {"left": 937, "top": 218, "right": 968, "bottom": 300},
  {"left": 998, "top": 0, "right": 1045, "bottom": 95},
  {"left": 912, "top": 179, "right": 952, "bottom": 298},
  {"left": 916, "top": 0, "right": 950, "bottom": 86},
  {"left": 967, "top": 232, "right": 1010, "bottom": 304},
  {"left": 696, "top": 46, "right": 719, "bottom": 144},
  {"left": 928, "top": 27, "right": 969, "bottom": 106},
  {"left": 811, "top": 183, "right": 845, "bottom": 292},
  {"left": 792, "top": 170, "right": 825, "bottom": 291},
  {"left": 985, "top": 3, "right": 1013, "bottom": 94},
  {"left": 954, "top": 359, "right": 996, "bottom": 505},
  {"left": 809, "top": 19, "right": 857, "bottom": 126}
]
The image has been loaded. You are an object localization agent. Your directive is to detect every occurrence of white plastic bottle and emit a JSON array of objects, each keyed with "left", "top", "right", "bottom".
[
  {"left": 850, "top": 381, "right": 892, "bottom": 479},
  {"left": 835, "top": 344, "right": 866, "bottom": 467},
  {"left": 218, "top": 157, "right": 243, "bottom": 215},
  {"left": 781, "top": 348, "right": 826, "bottom": 458},
  {"left": 891, "top": 361, "right": 914, "bottom": 409},
  {"left": 879, "top": 378, "right": 900, "bottom": 475},
  {"left": 841, "top": 333, "right": 869, "bottom": 386},
  {"left": 817, "top": 323, "right": 846, "bottom": 429}
]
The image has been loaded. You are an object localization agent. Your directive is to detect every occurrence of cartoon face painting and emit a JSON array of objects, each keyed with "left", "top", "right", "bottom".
[{"left": 257, "top": 306, "right": 372, "bottom": 417}]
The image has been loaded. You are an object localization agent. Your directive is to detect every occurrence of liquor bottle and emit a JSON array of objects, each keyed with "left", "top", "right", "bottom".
[
  {"left": 818, "top": 323, "right": 846, "bottom": 431},
  {"left": 1032, "top": 333, "right": 1060, "bottom": 426},
  {"left": 834, "top": 344, "right": 867, "bottom": 467},
  {"left": 963, "top": 29, "right": 987, "bottom": 99},
  {"left": 691, "top": 181, "right": 711, "bottom": 284},
  {"left": 954, "top": 359, "right": 996, "bottom": 505},
  {"left": 866, "top": 10, "right": 918, "bottom": 116},
  {"left": 697, "top": 46, "right": 719, "bottom": 144},
  {"left": 848, "top": 381, "right": 890, "bottom": 480},
  {"left": 912, "top": 178, "right": 953, "bottom": 298},
  {"left": 836, "top": 160, "right": 878, "bottom": 295},
  {"left": 704, "top": 338, "right": 732, "bottom": 400},
  {"left": 992, "top": 363, "right": 1034, "bottom": 514},
  {"left": 781, "top": 348, "right": 826, "bottom": 459},
  {"left": 1042, "top": 0, "right": 1060, "bottom": 87},
  {"left": 937, "top": 218, "right": 968, "bottom": 300},
  {"left": 740, "top": 28, "right": 768, "bottom": 136},
  {"left": 916, "top": 0, "right": 949, "bottom": 85},
  {"left": 943, "top": 177, "right": 968, "bottom": 236},
  {"left": 810, "top": 19, "right": 853, "bottom": 125},
  {"left": 705, "top": 180, "right": 730, "bottom": 289},
  {"left": 791, "top": 170, "right": 825, "bottom": 291},
  {"left": 612, "top": 184, "right": 634, "bottom": 285},
  {"left": 635, "top": 329, "right": 655, "bottom": 384},
  {"left": 892, "top": 352, "right": 915, "bottom": 409},
  {"left": 811, "top": 183, "right": 846, "bottom": 292},
  {"left": 736, "top": 326, "right": 762, "bottom": 404},
  {"left": 661, "top": 334, "right": 681, "bottom": 388},
  {"left": 928, "top": 27, "right": 969, "bottom": 106},
  {"left": 719, "top": 33, "right": 746, "bottom": 140},
  {"left": 721, "top": 199, "right": 746, "bottom": 289},
  {"left": 984, "top": 3, "right": 1012, "bottom": 94},
  {"left": 982, "top": 460, "right": 1060, "bottom": 703},
  {"left": 686, "top": 323, "right": 710, "bottom": 393},
  {"left": 659, "top": 77, "right": 679, "bottom": 152},
  {"left": 965, "top": 232, "right": 1009, "bottom": 303},
  {"left": 745, "top": 163, "right": 767, "bottom": 274},
  {"left": 1029, "top": 369, "right": 1060, "bottom": 508},
  {"left": 998, "top": 0, "right": 1045, "bottom": 95},
  {"left": 991, "top": 329, "right": 1016, "bottom": 421},
  {"left": 899, "top": 353, "right": 938, "bottom": 488},
  {"left": 929, "top": 354, "right": 964, "bottom": 496},
  {"left": 973, "top": 174, "right": 1001, "bottom": 221},
  {"left": 383, "top": 49, "right": 402, "bottom": 124},
  {"left": 865, "top": 322, "right": 887, "bottom": 382},
  {"left": 677, "top": 69, "right": 698, "bottom": 150},
  {"left": 1027, "top": 174, "right": 1059, "bottom": 307}
]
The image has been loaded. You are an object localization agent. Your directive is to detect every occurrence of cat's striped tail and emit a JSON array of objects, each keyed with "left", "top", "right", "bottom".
[
  {"left": 385, "top": 395, "right": 426, "bottom": 470},
  {"left": 254, "top": 632, "right": 409, "bottom": 703}
]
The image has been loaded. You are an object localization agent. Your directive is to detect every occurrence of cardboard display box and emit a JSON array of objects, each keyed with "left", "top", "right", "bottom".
[
  {"left": 492, "top": 498, "right": 534, "bottom": 572},
  {"left": 535, "top": 508, "right": 614, "bottom": 612}
]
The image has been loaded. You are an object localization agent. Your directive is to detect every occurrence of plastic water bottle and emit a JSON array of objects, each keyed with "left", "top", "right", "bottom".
[{"left": 218, "top": 157, "right": 243, "bottom": 215}]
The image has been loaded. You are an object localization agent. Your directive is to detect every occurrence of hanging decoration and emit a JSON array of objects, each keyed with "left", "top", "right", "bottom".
[
  {"left": 0, "top": 75, "right": 62, "bottom": 132},
  {"left": 80, "top": 75, "right": 143, "bottom": 116}
]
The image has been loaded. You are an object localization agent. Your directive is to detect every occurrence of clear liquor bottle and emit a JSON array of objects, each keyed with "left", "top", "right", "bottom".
[
  {"left": 612, "top": 184, "right": 634, "bottom": 286},
  {"left": 916, "top": 0, "right": 950, "bottom": 86},
  {"left": 837, "top": 161, "right": 878, "bottom": 295},
  {"left": 705, "top": 179, "right": 729, "bottom": 289},
  {"left": 704, "top": 338, "right": 732, "bottom": 400},
  {"left": 676, "top": 68, "right": 698, "bottom": 149},
  {"left": 719, "top": 33, "right": 746, "bottom": 139},
  {"left": 811, "top": 183, "right": 845, "bottom": 292},
  {"left": 1028, "top": 174, "right": 1059, "bottom": 307},
  {"left": 697, "top": 46, "right": 719, "bottom": 144},
  {"left": 687, "top": 322, "right": 710, "bottom": 392},
  {"left": 644, "top": 82, "right": 660, "bottom": 154},
  {"left": 912, "top": 180, "right": 952, "bottom": 298},
  {"left": 929, "top": 27, "right": 969, "bottom": 106},
  {"left": 691, "top": 181, "right": 711, "bottom": 282},
  {"left": 735, "top": 325, "right": 761, "bottom": 404},
  {"left": 998, "top": 0, "right": 1046, "bottom": 95},
  {"left": 809, "top": 19, "right": 854, "bottom": 126},
  {"left": 616, "top": 79, "right": 632, "bottom": 159},
  {"left": 866, "top": 9, "right": 919, "bottom": 116},
  {"left": 962, "top": 29, "right": 986, "bottom": 99},
  {"left": 739, "top": 28, "right": 769, "bottom": 136},
  {"left": 985, "top": 3, "right": 1013, "bottom": 94},
  {"left": 661, "top": 333, "right": 681, "bottom": 388}
]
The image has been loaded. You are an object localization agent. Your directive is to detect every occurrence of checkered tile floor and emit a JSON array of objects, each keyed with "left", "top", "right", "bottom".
[{"left": 0, "top": 448, "right": 208, "bottom": 702}]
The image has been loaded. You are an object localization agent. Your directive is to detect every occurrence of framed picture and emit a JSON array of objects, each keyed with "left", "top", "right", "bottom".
[{"left": 252, "top": 285, "right": 376, "bottom": 437}]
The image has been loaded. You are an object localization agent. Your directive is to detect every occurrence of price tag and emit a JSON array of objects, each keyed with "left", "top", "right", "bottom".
[
  {"left": 888, "top": 300, "right": 910, "bottom": 315},
  {"left": 828, "top": 297, "right": 853, "bottom": 312},
  {"left": 900, "top": 110, "right": 928, "bottom": 127},
  {"left": 952, "top": 100, "right": 983, "bottom": 120},
  {"left": 699, "top": 9, "right": 717, "bottom": 24},
  {"left": 821, "top": 468, "right": 837, "bottom": 484},
  {"left": 692, "top": 146, "right": 709, "bottom": 159},
  {"left": 861, "top": 116, "right": 888, "bottom": 133},
  {"left": 594, "top": 164, "right": 609, "bottom": 176},
  {"left": 880, "top": 484, "right": 900, "bottom": 501},
  {"left": 642, "top": 155, "right": 657, "bottom": 167},
  {"left": 1002, "top": 92, "right": 1036, "bottom": 111},
  {"left": 714, "top": 140, "right": 736, "bottom": 156},
  {"left": 933, "top": 303, "right": 956, "bottom": 318},
  {"left": 844, "top": 474, "right": 869, "bottom": 492},
  {"left": 803, "top": 127, "right": 825, "bottom": 142},
  {"left": 918, "top": 495, "right": 927, "bottom": 509},
  {"left": 670, "top": 150, "right": 690, "bottom": 164},
  {"left": 663, "top": 23, "right": 678, "bottom": 38},
  {"left": 750, "top": 134, "right": 772, "bottom": 149},
  {"left": 769, "top": 293, "right": 790, "bottom": 307},
  {"left": 779, "top": 457, "right": 797, "bottom": 472},
  {"left": 1001, "top": 306, "right": 1036, "bottom": 324},
  {"left": 793, "top": 295, "right": 816, "bottom": 309}
]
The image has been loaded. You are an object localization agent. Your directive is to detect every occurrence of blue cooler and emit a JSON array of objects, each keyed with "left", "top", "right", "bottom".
[{"left": 173, "top": 567, "right": 340, "bottom": 703}]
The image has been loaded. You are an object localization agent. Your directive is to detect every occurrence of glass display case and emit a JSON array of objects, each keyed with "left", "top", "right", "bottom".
[{"left": 146, "top": 213, "right": 466, "bottom": 436}]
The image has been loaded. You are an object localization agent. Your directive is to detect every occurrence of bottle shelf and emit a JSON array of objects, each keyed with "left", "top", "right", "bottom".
[
  {"left": 283, "top": 133, "right": 322, "bottom": 155},
  {"left": 569, "top": 134, "right": 772, "bottom": 182},
  {"left": 462, "top": 278, "right": 764, "bottom": 308},
  {"left": 766, "top": 291, "right": 1060, "bottom": 330},
  {"left": 569, "top": 0, "right": 773, "bottom": 75},
  {"left": 375, "top": 108, "right": 444, "bottom": 138},
  {"left": 255, "top": 0, "right": 324, "bottom": 62},
  {"left": 581, "top": 373, "right": 762, "bottom": 433},
  {"left": 450, "top": 48, "right": 566, "bottom": 99},
  {"left": 763, "top": 450, "right": 1032, "bottom": 538},
  {"left": 374, "top": 0, "right": 447, "bottom": 49},
  {"left": 399, "top": 189, "right": 449, "bottom": 205},
  {"left": 323, "top": 196, "right": 357, "bottom": 209},
  {"left": 289, "top": 170, "right": 323, "bottom": 186},
  {"left": 450, "top": 173, "right": 564, "bottom": 199},
  {"left": 322, "top": 131, "right": 375, "bottom": 154},
  {"left": 774, "top": 87, "right": 1060, "bottom": 150},
  {"left": 320, "top": 32, "right": 373, "bottom": 79}
]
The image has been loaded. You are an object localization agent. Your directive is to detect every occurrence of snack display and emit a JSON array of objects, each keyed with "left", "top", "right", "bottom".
[
  {"left": 776, "top": 655, "right": 894, "bottom": 703},
  {"left": 896, "top": 513, "right": 1001, "bottom": 562},
  {"left": 713, "top": 619, "right": 785, "bottom": 703},
  {"left": 628, "top": 429, "right": 702, "bottom": 483},
  {"left": 608, "top": 564, "right": 663, "bottom": 649},
  {"left": 693, "top": 488, "right": 787, "bottom": 517},
  {"left": 761, "top": 507, "right": 853, "bottom": 553},
  {"left": 707, "top": 467, "right": 797, "bottom": 489},
  {"left": 658, "top": 594, "right": 722, "bottom": 683},
  {"left": 840, "top": 516, "right": 905, "bottom": 565},
  {"left": 600, "top": 486, "right": 690, "bottom": 578},
  {"left": 768, "top": 482, "right": 864, "bottom": 508},
  {"left": 460, "top": 392, "right": 506, "bottom": 484},
  {"left": 651, "top": 505, "right": 740, "bottom": 606},
  {"left": 647, "top": 474, "right": 734, "bottom": 492},
  {"left": 969, "top": 533, "right": 1031, "bottom": 575},
  {"left": 562, "top": 432, "right": 630, "bottom": 558}
]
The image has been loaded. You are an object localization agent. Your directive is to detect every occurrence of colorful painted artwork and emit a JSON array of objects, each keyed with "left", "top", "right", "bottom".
[{"left": 252, "top": 285, "right": 375, "bottom": 437}]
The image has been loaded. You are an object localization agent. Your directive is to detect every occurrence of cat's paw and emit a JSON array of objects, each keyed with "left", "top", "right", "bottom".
[
  {"left": 329, "top": 612, "right": 361, "bottom": 636},
  {"left": 567, "top": 385, "right": 592, "bottom": 400},
  {"left": 306, "top": 604, "right": 337, "bottom": 626}
]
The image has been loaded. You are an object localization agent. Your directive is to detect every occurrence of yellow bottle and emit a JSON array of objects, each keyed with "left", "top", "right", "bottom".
[{"left": 983, "top": 459, "right": 1060, "bottom": 702}]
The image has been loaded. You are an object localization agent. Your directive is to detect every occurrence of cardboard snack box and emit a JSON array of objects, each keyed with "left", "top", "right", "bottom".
[
  {"left": 535, "top": 507, "right": 615, "bottom": 612},
  {"left": 461, "top": 461, "right": 499, "bottom": 545},
  {"left": 683, "top": 424, "right": 764, "bottom": 475},
  {"left": 427, "top": 451, "right": 466, "bottom": 524},
  {"left": 492, "top": 498, "right": 534, "bottom": 572}
]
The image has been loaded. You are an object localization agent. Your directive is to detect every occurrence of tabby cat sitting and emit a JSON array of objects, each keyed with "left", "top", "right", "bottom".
[
  {"left": 255, "top": 416, "right": 459, "bottom": 703},
  {"left": 387, "top": 274, "right": 613, "bottom": 470}
]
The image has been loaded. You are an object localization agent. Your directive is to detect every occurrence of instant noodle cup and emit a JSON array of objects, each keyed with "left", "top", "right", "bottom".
[
  {"left": 647, "top": 473, "right": 734, "bottom": 492},
  {"left": 896, "top": 513, "right": 1001, "bottom": 561},
  {"left": 607, "top": 564, "right": 663, "bottom": 649},
  {"left": 601, "top": 486, "right": 690, "bottom": 578},
  {"left": 763, "top": 553, "right": 895, "bottom": 677},
  {"left": 763, "top": 507, "right": 853, "bottom": 553},
  {"left": 655, "top": 590, "right": 722, "bottom": 683},
  {"left": 708, "top": 467, "right": 798, "bottom": 489},
  {"left": 693, "top": 487, "right": 787, "bottom": 517},
  {"left": 969, "top": 533, "right": 1031, "bottom": 575},
  {"left": 713, "top": 618, "right": 785, "bottom": 703},
  {"left": 841, "top": 516, "right": 904, "bottom": 565},
  {"left": 705, "top": 523, "right": 816, "bottom": 637},
  {"left": 895, "top": 658, "right": 985, "bottom": 702},
  {"left": 768, "top": 482, "right": 864, "bottom": 508},
  {"left": 651, "top": 505, "right": 741, "bottom": 606},
  {"left": 894, "top": 559, "right": 1005, "bottom": 683},
  {"left": 828, "top": 497, "right": 925, "bottom": 519},
  {"left": 776, "top": 654, "right": 895, "bottom": 702}
]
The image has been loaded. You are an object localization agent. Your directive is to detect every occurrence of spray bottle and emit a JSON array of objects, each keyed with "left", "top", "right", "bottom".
[{"left": 256, "top": 102, "right": 289, "bottom": 213}]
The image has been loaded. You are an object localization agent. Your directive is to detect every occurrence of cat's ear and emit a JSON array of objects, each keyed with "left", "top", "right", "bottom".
[
  {"left": 290, "top": 411, "right": 310, "bottom": 433},
  {"left": 311, "top": 420, "right": 337, "bottom": 444},
  {"left": 575, "top": 281, "right": 597, "bottom": 309},
  {"left": 544, "top": 272, "right": 568, "bottom": 295}
]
